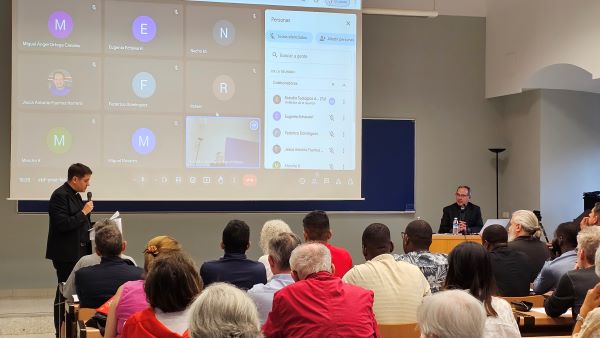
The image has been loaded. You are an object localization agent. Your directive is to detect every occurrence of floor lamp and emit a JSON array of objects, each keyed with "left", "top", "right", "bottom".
[{"left": 489, "top": 148, "right": 506, "bottom": 219}]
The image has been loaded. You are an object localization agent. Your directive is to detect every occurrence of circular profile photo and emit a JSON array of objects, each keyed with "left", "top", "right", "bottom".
[
  {"left": 273, "top": 95, "right": 281, "bottom": 104},
  {"left": 272, "top": 144, "right": 281, "bottom": 154},
  {"left": 272, "top": 128, "right": 281, "bottom": 137},
  {"left": 272, "top": 161, "right": 281, "bottom": 169},
  {"left": 48, "top": 69, "right": 72, "bottom": 96}
]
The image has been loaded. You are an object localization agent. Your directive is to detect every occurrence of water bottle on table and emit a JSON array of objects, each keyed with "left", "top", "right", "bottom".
[{"left": 452, "top": 217, "right": 459, "bottom": 235}]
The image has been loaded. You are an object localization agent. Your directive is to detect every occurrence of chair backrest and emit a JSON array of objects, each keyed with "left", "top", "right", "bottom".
[
  {"left": 76, "top": 307, "right": 97, "bottom": 322},
  {"left": 501, "top": 295, "right": 545, "bottom": 308},
  {"left": 378, "top": 322, "right": 420, "bottom": 338}
]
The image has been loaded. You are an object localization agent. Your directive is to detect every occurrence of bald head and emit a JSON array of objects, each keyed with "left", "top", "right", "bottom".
[
  {"left": 403, "top": 220, "right": 433, "bottom": 253},
  {"left": 362, "top": 223, "right": 393, "bottom": 260}
]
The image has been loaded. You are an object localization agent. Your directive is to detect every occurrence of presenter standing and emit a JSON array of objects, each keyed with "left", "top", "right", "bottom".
[
  {"left": 439, "top": 185, "right": 483, "bottom": 234},
  {"left": 46, "top": 163, "right": 94, "bottom": 338}
]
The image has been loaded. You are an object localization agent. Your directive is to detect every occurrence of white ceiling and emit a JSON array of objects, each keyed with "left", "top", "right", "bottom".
[{"left": 363, "top": 0, "right": 486, "bottom": 17}]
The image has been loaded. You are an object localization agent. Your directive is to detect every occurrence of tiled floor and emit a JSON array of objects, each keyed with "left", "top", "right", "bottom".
[{"left": 0, "top": 294, "right": 55, "bottom": 338}]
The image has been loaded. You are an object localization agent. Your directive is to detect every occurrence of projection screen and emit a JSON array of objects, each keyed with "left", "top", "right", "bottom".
[{"left": 11, "top": 0, "right": 362, "bottom": 201}]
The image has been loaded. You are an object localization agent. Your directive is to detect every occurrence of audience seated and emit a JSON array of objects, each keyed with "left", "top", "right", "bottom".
[
  {"left": 482, "top": 224, "right": 534, "bottom": 296},
  {"left": 75, "top": 223, "right": 143, "bottom": 308},
  {"left": 573, "top": 247, "right": 600, "bottom": 338},
  {"left": 258, "top": 219, "right": 292, "bottom": 280},
  {"left": 122, "top": 251, "right": 202, "bottom": 338},
  {"left": 104, "top": 235, "right": 182, "bottom": 338},
  {"left": 200, "top": 219, "right": 266, "bottom": 290},
  {"left": 545, "top": 226, "right": 600, "bottom": 318},
  {"left": 189, "top": 282, "right": 262, "bottom": 338},
  {"left": 62, "top": 218, "right": 137, "bottom": 301},
  {"left": 507, "top": 209, "right": 550, "bottom": 278},
  {"left": 248, "top": 232, "right": 301, "bottom": 324},
  {"left": 343, "top": 223, "right": 431, "bottom": 323},
  {"left": 417, "top": 289, "right": 486, "bottom": 338},
  {"left": 302, "top": 210, "right": 353, "bottom": 278},
  {"left": 262, "top": 242, "right": 379, "bottom": 337},
  {"left": 394, "top": 219, "right": 448, "bottom": 293},
  {"left": 533, "top": 221, "right": 579, "bottom": 294},
  {"left": 445, "top": 242, "right": 520, "bottom": 338},
  {"left": 581, "top": 202, "right": 600, "bottom": 229}
]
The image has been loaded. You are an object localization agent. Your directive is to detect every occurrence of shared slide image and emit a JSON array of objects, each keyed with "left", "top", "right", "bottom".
[{"left": 186, "top": 116, "right": 260, "bottom": 168}]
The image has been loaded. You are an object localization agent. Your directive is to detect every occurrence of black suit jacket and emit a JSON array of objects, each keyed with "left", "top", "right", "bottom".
[
  {"left": 544, "top": 267, "right": 599, "bottom": 319},
  {"left": 46, "top": 182, "right": 92, "bottom": 262},
  {"left": 489, "top": 246, "right": 535, "bottom": 296},
  {"left": 75, "top": 256, "right": 143, "bottom": 308},
  {"left": 439, "top": 202, "right": 483, "bottom": 234}
]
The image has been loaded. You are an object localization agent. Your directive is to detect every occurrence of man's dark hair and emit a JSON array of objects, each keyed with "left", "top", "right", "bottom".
[
  {"left": 269, "top": 232, "right": 302, "bottom": 270},
  {"left": 302, "top": 210, "right": 330, "bottom": 241},
  {"left": 95, "top": 223, "right": 122, "bottom": 257},
  {"left": 362, "top": 223, "right": 391, "bottom": 251},
  {"left": 555, "top": 221, "right": 578, "bottom": 247},
  {"left": 222, "top": 219, "right": 250, "bottom": 253},
  {"left": 405, "top": 220, "right": 433, "bottom": 249},
  {"left": 481, "top": 224, "right": 508, "bottom": 245},
  {"left": 67, "top": 163, "right": 92, "bottom": 181},
  {"left": 145, "top": 251, "right": 202, "bottom": 312}
]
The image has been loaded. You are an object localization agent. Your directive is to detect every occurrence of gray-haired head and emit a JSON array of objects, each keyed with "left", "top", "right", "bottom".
[
  {"left": 417, "top": 289, "right": 486, "bottom": 338},
  {"left": 510, "top": 210, "right": 542, "bottom": 239},
  {"left": 578, "top": 226, "right": 600, "bottom": 266},
  {"left": 289, "top": 242, "right": 332, "bottom": 280},
  {"left": 268, "top": 232, "right": 301, "bottom": 271},
  {"left": 188, "top": 282, "right": 262, "bottom": 338},
  {"left": 94, "top": 222, "right": 122, "bottom": 257},
  {"left": 260, "top": 219, "right": 292, "bottom": 255}
]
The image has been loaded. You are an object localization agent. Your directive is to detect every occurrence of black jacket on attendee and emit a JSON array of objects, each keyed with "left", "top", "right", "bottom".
[
  {"left": 545, "top": 267, "right": 599, "bottom": 319},
  {"left": 489, "top": 245, "right": 535, "bottom": 296},
  {"left": 200, "top": 252, "right": 266, "bottom": 290},
  {"left": 75, "top": 256, "right": 143, "bottom": 308},
  {"left": 46, "top": 182, "right": 92, "bottom": 263},
  {"left": 507, "top": 235, "right": 550, "bottom": 279},
  {"left": 439, "top": 202, "right": 483, "bottom": 234}
]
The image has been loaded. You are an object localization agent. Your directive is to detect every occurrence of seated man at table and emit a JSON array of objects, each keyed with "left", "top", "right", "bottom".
[
  {"left": 507, "top": 209, "right": 550, "bottom": 278},
  {"left": 545, "top": 226, "right": 600, "bottom": 319},
  {"left": 75, "top": 223, "right": 143, "bottom": 308},
  {"left": 394, "top": 219, "right": 448, "bottom": 293},
  {"left": 262, "top": 242, "right": 379, "bottom": 337},
  {"left": 533, "top": 221, "right": 579, "bottom": 294},
  {"left": 439, "top": 185, "right": 483, "bottom": 234},
  {"left": 482, "top": 224, "right": 534, "bottom": 296},
  {"left": 344, "top": 223, "right": 430, "bottom": 323},
  {"left": 200, "top": 219, "right": 266, "bottom": 290}
]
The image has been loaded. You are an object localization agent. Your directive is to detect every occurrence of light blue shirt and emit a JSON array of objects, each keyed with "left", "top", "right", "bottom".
[
  {"left": 532, "top": 249, "right": 577, "bottom": 294},
  {"left": 247, "top": 273, "right": 295, "bottom": 324}
]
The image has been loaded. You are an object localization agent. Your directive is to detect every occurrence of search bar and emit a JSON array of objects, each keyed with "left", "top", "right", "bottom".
[{"left": 268, "top": 48, "right": 354, "bottom": 66}]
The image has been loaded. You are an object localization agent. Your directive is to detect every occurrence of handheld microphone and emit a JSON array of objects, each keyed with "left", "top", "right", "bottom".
[{"left": 87, "top": 191, "right": 92, "bottom": 202}]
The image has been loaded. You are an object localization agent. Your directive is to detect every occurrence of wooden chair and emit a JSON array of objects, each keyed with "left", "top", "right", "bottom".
[
  {"left": 77, "top": 319, "right": 102, "bottom": 338},
  {"left": 501, "top": 295, "right": 545, "bottom": 308},
  {"left": 378, "top": 322, "right": 420, "bottom": 338}
]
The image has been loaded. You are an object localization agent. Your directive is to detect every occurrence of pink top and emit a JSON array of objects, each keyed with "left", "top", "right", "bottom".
[{"left": 116, "top": 280, "right": 148, "bottom": 337}]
